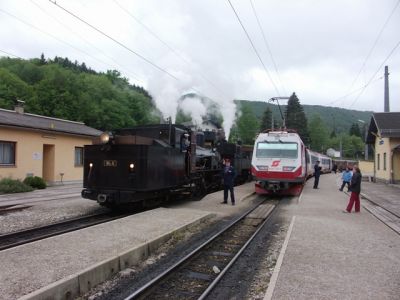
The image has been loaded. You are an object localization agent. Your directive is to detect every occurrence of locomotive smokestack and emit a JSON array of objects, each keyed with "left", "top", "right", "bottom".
[{"left": 384, "top": 66, "right": 390, "bottom": 112}]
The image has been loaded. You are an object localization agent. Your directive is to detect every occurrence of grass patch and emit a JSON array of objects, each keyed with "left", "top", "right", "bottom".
[
  {"left": 0, "top": 178, "right": 34, "bottom": 194},
  {"left": 23, "top": 176, "right": 47, "bottom": 189}
]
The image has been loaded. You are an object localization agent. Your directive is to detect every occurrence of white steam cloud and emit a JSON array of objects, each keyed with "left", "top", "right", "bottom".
[{"left": 180, "top": 95, "right": 207, "bottom": 126}]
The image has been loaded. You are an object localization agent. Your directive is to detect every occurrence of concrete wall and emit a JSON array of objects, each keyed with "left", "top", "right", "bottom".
[
  {"left": 0, "top": 127, "right": 94, "bottom": 183},
  {"left": 358, "top": 160, "right": 374, "bottom": 175},
  {"left": 374, "top": 136, "right": 400, "bottom": 183}
]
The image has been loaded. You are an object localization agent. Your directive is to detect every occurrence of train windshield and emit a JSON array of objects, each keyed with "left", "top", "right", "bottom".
[{"left": 256, "top": 142, "right": 298, "bottom": 158}]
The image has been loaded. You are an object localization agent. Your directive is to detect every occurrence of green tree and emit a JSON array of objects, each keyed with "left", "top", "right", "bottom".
[
  {"left": 309, "top": 114, "right": 329, "bottom": 152},
  {"left": 175, "top": 109, "right": 192, "bottom": 124},
  {"left": 285, "top": 92, "right": 310, "bottom": 144},
  {"left": 236, "top": 103, "right": 259, "bottom": 144},
  {"left": 341, "top": 134, "right": 364, "bottom": 158},
  {"left": 349, "top": 123, "right": 362, "bottom": 137},
  {"left": 0, "top": 56, "right": 158, "bottom": 130},
  {"left": 260, "top": 106, "right": 273, "bottom": 131}
]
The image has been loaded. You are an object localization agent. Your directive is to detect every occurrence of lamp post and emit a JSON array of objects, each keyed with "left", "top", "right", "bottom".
[{"left": 357, "top": 119, "right": 368, "bottom": 160}]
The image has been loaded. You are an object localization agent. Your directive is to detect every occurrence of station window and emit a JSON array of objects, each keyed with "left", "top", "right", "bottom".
[
  {"left": 377, "top": 154, "right": 380, "bottom": 170},
  {"left": 0, "top": 141, "right": 16, "bottom": 166},
  {"left": 74, "top": 147, "right": 83, "bottom": 166},
  {"left": 383, "top": 153, "right": 386, "bottom": 171}
]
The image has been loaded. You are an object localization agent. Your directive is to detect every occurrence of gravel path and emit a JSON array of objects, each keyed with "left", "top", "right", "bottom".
[{"left": 0, "top": 197, "right": 107, "bottom": 234}]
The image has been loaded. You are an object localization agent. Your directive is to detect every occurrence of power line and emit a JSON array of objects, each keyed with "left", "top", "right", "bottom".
[
  {"left": 49, "top": 0, "right": 234, "bottom": 110},
  {"left": 30, "top": 0, "right": 143, "bottom": 82},
  {"left": 48, "top": 0, "right": 180, "bottom": 81},
  {"left": 112, "top": 0, "right": 232, "bottom": 100},
  {"left": 348, "top": 38, "right": 400, "bottom": 109},
  {"left": 0, "top": 8, "right": 119, "bottom": 72},
  {"left": 249, "top": 0, "right": 287, "bottom": 95},
  {"left": 346, "top": 0, "right": 400, "bottom": 93},
  {"left": 227, "top": 0, "right": 281, "bottom": 96},
  {"left": 326, "top": 76, "right": 383, "bottom": 106},
  {"left": 0, "top": 49, "right": 22, "bottom": 59}
]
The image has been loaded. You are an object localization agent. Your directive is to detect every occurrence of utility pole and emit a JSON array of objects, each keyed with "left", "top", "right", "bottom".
[{"left": 384, "top": 66, "right": 390, "bottom": 112}]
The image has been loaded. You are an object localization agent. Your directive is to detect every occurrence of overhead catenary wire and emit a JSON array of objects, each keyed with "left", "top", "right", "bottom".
[
  {"left": 112, "top": 0, "right": 232, "bottom": 100},
  {"left": 326, "top": 76, "right": 383, "bottom": 106},
  {"left": 249, "top": 0, "right": 287, "bottom": 95},
  {"left": 0, "top": 49, "right": 22, "bottom": 59},
  {"left": 348, "top": 38, "right": 400, "bottom": 109},
  {"left": 0, "top": 8, "right": 123, "bottom": 74},
  {"left": 227, "top": 0, "right": 281, "bottom": 96},
  {"left": 29, "top": 0, "right": 143, "bottom": 82},
  {"left": 346, "top": 0, "right": 400, "bottom": 94},
  {"left": 48, "top": 0, "right": 180, "bottom": 81}
]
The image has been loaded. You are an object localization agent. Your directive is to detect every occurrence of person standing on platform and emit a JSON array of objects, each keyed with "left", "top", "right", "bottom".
[
  {"left": 339, "top": 167, "right": 352, "bottom": 192},
  {"left": 313, "top": 160, "right": 321, "bottom": 189},
  {"left": 344, "top": 166, "right": 362, "bottom": 213},
  {"left": 221, "top": 158, "right": 236, "bottom": 205},
  {"left": 332, "top": 163, "right": 338, "bottom": 174}
]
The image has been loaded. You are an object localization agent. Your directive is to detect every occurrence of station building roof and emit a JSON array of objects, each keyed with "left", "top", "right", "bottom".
[
  {"left": 0, "top": 107, "right": 102, "bottom": 137},
  {"left": 366, "top": 112, "right": 400, "bottom": 144}
]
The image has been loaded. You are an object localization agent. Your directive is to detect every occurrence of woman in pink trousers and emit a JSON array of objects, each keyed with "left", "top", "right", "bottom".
[{"left": 344, "top": 166, "right": 362, "bottom": 213}]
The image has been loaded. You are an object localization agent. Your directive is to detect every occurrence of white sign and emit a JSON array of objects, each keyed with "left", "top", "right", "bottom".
[{"left": 32, "top": 152, "right": 42, "bottom": 160}]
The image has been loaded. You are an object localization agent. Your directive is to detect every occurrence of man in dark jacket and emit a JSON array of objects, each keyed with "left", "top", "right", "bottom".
[
  {"left": 221, "top": 158, "right": 236, "bottom": 205},
  {"left": 313, "top": 160, "right": 321, "bottom": 189},
  {"left": 344, "top": 166, "right": 362, "bottom": 213}
]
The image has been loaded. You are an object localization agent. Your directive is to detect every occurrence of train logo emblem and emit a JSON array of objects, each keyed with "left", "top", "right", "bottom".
[
  {"left": 104, "top": 160, "right": 117, "bottom": 167},
  {"left": 271, "top": 160, "right": 280, "bottom": 167}
]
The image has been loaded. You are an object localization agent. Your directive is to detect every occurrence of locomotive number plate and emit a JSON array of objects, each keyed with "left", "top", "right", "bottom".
[{"left": 104, "top": 160, "right": 117, "bottom": 167}]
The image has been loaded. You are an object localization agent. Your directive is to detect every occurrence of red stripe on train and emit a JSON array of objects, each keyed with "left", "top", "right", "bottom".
[{"left": 251, "top": 166, "right": 303, "bottom": 180}]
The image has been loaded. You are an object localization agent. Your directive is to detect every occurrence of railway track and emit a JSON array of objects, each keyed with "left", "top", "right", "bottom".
[
  {"left": 0, "top": 212, "right": 130, "bottom": 251},
  {"left": 124, "top": 201, "right": 277, "bottom": 300}
]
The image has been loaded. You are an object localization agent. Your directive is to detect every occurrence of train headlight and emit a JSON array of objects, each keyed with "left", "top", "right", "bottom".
[
  {"left": 100, "top": 132, "right": 110, "bottom": 144},
  {"left": 257, "top": 165, "right": 268, "bottom": 171},
  {"left": 283, "top": 166, "right": 295, "bottom": 171},
  {"left": 129, "top": 163, "right": 135, "bottom": 172},
  {"left": 89, "top": 163, "right": 93, "bottom": 168}
]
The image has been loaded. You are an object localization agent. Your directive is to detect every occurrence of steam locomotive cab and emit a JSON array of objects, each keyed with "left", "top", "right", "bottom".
[{"left": 82, "top": 124, "right": 191, "bottom": 207}]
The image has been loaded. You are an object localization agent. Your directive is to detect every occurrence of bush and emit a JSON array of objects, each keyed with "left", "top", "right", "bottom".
[
  {"left": 23, "top": 176, "right": 47, "bottom": 189},
  {"left": 0, "top": 178, "right": 34, "bottom": 194}
]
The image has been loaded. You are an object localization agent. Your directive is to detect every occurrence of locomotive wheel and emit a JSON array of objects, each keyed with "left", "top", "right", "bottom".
[{"left": 191, "top": 178, "right": 207, "bottom": 200}]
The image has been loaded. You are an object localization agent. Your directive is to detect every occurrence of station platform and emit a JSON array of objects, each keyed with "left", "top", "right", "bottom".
[
  {"left": 0, "top": 183, "right": 255, "bottom": 300},
  {"left": 265, "top": 173, "right": 400, "bottom": 300}
]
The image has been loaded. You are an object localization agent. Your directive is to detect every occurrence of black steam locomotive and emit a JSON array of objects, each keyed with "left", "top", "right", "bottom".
[{"left": 81, "top": 124, "right": 252, "bottom": 208}]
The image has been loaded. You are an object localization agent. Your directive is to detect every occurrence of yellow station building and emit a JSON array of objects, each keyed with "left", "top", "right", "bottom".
[
  {"left": 366, "top": 112, "right": 400, "bottom": 184},
  {"left": 0, "top": 105, "right": 101, "bottom": 185}
]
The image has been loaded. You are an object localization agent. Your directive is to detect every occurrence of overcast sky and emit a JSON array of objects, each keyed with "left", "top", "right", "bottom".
[{"left": 0, "top": 0, "right": 399, "bottom": 131}]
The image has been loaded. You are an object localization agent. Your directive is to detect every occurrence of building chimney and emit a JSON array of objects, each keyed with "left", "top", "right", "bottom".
[
  {"left": 15, "top": 99, "right": 25, "bottom": 114},
  {"left": 384, "top": 66, "right": 390, "bottom": 112}
]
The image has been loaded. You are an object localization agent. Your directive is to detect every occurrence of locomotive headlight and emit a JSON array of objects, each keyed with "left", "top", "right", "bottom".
[
  {"left": 100, "top": 132, "right": 110, "bottom": 144},
  {"left": 129, "top": 163, "right": 134, "bottom": 169},
  {"left": 89, "top": 163, "right": 93, "bottom": 168},
  {"left": 257, "top": 165, "right": 268, "bottom": 171},
  {"left": 283, "top": 166, "right": 295, "bottom": 171}
]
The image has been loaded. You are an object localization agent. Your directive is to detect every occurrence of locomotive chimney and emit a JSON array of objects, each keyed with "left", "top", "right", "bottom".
[{"left": 384, "top": 66, "right": 390, "bottom": 112}]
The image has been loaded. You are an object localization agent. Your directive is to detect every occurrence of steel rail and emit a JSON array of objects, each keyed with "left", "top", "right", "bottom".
[
  {"left": 0, "top": 212, "right": 128, "bottom": 251},
  {"left": 198, "top": 204, "right": 276, "bottom": 299},
  {"left": 124, "top": 200, "right": 276, "bottom": 300}
]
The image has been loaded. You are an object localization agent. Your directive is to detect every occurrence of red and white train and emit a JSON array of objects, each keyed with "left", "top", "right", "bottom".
[{"left": 251, "top": 129, "right": 332, "bottom": 196}]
